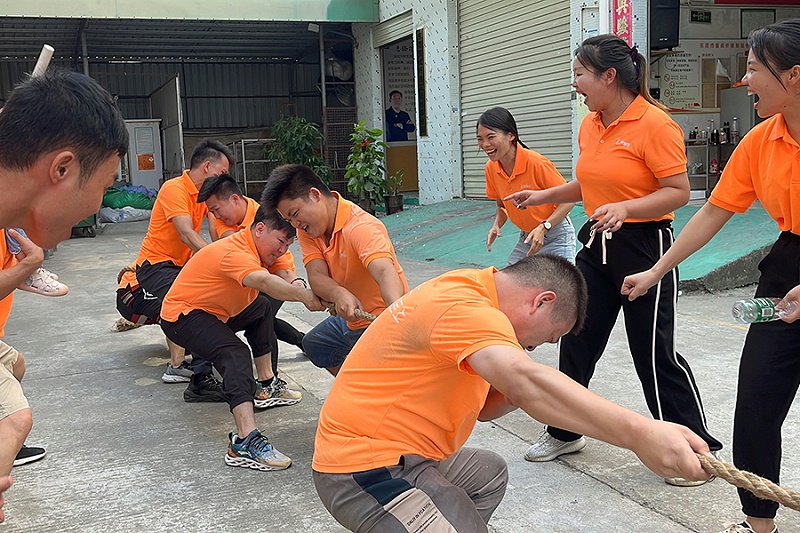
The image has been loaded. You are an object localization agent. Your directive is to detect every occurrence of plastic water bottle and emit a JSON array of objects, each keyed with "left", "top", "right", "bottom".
[{"left": 732, "top": 298, "right": 798, "bottom": 323}]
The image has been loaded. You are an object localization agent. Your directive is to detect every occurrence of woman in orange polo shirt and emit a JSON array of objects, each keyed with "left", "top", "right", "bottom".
[
  {"left": 478, "top": 107, "right": 575, "bottom": 264},
  {"left": 506, "top": 34, "right": 722, "bottom": 479},
  {"left": 623, "top": 19, "right": 800, "bottom": 533}
]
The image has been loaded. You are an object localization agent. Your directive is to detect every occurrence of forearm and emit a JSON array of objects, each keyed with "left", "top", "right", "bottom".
[
  {"left": 478, "top": 387, "right": 518, "bottom": 421},
  {"left": 308, "top": 270, "right": 351, "bottom": 304},
  {"left": 251, "top": 273, "right": 311, "bottom": 303},
  {"left": 376, "top": 270, "right": 405, "bottom": 307},
  {"left": 0, "top": 259, "right": 41, "bottom": 299},
  {"left": 545, "top": 180, "right": 583, "bottom": 204},
  {"left": 618, "top": 186, "right": 689, "bottom": 220},
  {"left": 492, "top": 206, "right": 508, "bottom": 229},
  {"left": 649, "top": 202, "right": 733, "bottom": 278},
  {"left": 505, "top": 361, "right": 645, "bottom": 450},
  {"left": 178, "top": 230, "right": 208, "bottom": 252}
]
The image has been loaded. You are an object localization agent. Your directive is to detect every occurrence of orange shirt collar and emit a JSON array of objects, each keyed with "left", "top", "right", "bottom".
[
  {"left": 239, "top": 223, "right": 263, "bottom": 267},
  {"left": 491, "top": 147, "right": 530, "bottom": 181},
  {"left": 480, "top": 267, "right": 502, "bottom": 310},
  {"left": 591, "top": 94, "right": 649, "bottom": 127},
  {"left": 179, "top": 170, "right": 200, "bottom": 195},
  {"left": 766, "top": 114, "right": 800, "bottom": 148},
  {"left": 331, "top": 191, "right": 352, "bottom": 235}
]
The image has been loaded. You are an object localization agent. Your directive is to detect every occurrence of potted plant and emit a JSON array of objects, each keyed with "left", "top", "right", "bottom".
[
  {"left": 345, "top": 120, "right": 388, "bottom": 214},
  {"left": 384, "top": 169, "right": 404, "bottom": 215},
  {"left": 267, "top": 116, "right": 331, "bottom": 182}
]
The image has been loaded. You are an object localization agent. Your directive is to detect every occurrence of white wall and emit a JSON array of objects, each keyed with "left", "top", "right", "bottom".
[{"left": 354, "top": 0, "right": 461, "bottom": 204}]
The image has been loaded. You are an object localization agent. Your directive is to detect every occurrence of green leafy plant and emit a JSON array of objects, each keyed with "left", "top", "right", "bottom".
[
  {"left": 345, "top": 120, "right": 389, "bottom": 211},
  {"left": 268, "top": 117, "right": 330, "bottom": 182},
  {"left": 386, "top": 169, "right": 404, "bottom": 196}
]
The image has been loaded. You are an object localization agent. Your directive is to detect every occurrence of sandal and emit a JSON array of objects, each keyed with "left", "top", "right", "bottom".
[
  {"left": 40, "top": 267, "right": 58, "bottom": 281},
  {"left": 19, "top": 267, "right": 68, "bottom": 297}
]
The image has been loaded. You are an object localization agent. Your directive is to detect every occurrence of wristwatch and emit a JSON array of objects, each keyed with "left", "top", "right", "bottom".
[{"left": 542, "top": 220, "right": 552, "bottom": 233}]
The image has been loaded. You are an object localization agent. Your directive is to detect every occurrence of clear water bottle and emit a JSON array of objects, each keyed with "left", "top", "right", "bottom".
[{"left": 732, "top": 298, "right": 798, "bottom": 323}]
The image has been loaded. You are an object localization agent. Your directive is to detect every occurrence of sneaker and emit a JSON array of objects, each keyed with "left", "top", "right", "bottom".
[
  {"left": 162, "top": 361, "right": 193, "bottom": 383},
  {"left": 720, "top": 521, "right": 778, "bottom": 533},
  {"left": 665, "top": 450, "right": 719, "bottom": 487},
  {"left": 253, "top": 377, "right": 302, "bottom": 409},
  {"left": 13, "top": 444, "right": 46, "bottom": 466},
  {"left": 183, "top": 374, "right": 227, "bottom": 402},
  {"left": 524, "top": 430, "right": 586, "bottom": 462},
  {"left": 225, "top": 429, "right": 292, "bottom": 471},
  {"left": 111, "top": 317, "right": 141, "bottom": 332}
]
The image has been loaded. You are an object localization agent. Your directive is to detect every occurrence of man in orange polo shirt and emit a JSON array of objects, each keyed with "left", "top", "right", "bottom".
[
  {"left": 0, "top": 70, "right": 128, "bottom": 522},
  {"left": 198, "top": 174, "right": 306, "bottom": 407},
  {"left": 312, "top": 255, "right": 713, "bottom": 531},
  {"left": 160, "top": 207, "right": 325, "bottom": 470},
  {"left": 261, "top": 164, "right": 409, "bottom": 375},
  {"left": 134, "top": 140, "right": 234, "bottom": 398}
]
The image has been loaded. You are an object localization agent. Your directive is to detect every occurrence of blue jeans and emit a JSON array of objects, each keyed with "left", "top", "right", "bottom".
[
  {"left": 302, "top": 315, "right": 365, "bottom": 369},
  {"left": 507, "top": 216, "right": 576, "bottom": 266}
]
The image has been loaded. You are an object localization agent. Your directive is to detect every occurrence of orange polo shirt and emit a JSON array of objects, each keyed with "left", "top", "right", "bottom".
[
  {"left": 212, "top": 196, "right": 259, "bottom": 237},
  {"left": 576, "top": 95, "right": 687, "bottom": 222},
  {"left": 710, "top": 114, "right": 800, "bottom": 234},
  {"left": 136, "top": 170, "right": 208, "bottom": 268},
  {"left": 313, "top": 267, "right": 521, "bottom": 473},
  {"left": 298, "top": 193, "right": 408, "bottom": 330},
  {"left": 160, "top": 227, "right": 263, "bottom": 323},
  {"left": 485, "top": 146, "right": 566, "bottom": 232},
  {"left": 211, "top": 196, "right": 296, "bottom": 275},
  {"left": 0, "top": 234, "right": 15, "bottom": 337}
]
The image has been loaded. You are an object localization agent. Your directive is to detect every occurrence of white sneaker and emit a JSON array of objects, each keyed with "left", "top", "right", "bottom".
[{"left": 524, "top": 430, "right": 586, "bottom": 462}]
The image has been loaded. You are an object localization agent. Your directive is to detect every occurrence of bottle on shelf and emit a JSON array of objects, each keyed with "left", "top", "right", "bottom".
[
  {"left": 723, "top": 121, "right": 731, "bottom": 144},
  {"left": 711, "top": 128, "right": 719, "bottom": 145},
  {"left": 689, "top": 128, "right": 696, "bottom": 140},
  {"left": 731, "top": 117, "right": 740, "bottom": 145},
  {"left": 732, "top": 297, "right": 798, "bottom": 324}
]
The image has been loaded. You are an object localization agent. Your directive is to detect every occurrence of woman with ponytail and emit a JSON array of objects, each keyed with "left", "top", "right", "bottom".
[
  {"left": 506, "top": 34, "right": 722, "bottom": 482},
  {"left": 477, "top": 107, "right": 576, "bottom": 264}
]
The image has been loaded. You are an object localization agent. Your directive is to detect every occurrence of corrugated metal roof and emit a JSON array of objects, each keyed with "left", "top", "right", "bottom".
[{"left": 0, "top": 17, "right": 352, "bottom": 61}]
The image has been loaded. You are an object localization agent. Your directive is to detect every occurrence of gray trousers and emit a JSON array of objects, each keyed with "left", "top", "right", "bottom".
[{"left": 313, "top": 447, "right": 508, "bottom": 533}]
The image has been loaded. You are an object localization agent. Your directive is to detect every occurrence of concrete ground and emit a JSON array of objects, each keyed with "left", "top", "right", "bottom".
[{"left": 3, "top": 207, "right": 800, "bottom": 532}]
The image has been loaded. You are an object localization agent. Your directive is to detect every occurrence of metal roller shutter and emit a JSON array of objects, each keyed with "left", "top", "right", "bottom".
[
  {"left": 459, "top": 0, "right": 572, "bottom": 198},
  {"left": 373, "top": 11, "right": 413, "bottom": 48}
]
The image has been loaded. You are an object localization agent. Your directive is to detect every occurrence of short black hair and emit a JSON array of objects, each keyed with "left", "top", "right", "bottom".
[
  {"left": 198, "top": 173, "right": 242, "bottom": 203},
  {"left": 189, "top": 139, "right": 235, "bottom": 170},
  {"left": 501, "top": 254, "right": 588, "bottom": 335},
  {"left": 0, "top": 69, "right": 128, "bottom": 183},
  {"left": 260, "top": 164, "right": 333, "bottom": 210},
  {"left": 389, "top": 90, "right": 402, "bottom": 98},
  {"left": 253, "top": 205, "right": 296, "bottom": 238}
]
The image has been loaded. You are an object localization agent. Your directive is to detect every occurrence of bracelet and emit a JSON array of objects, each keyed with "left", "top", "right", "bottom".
[{"left": 291, "top": 277, "right": 308, "bottom": 288}]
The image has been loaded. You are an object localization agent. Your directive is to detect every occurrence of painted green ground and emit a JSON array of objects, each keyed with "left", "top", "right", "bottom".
[{"left": 381, "top": 199, "right": 779, "bottom": 281}]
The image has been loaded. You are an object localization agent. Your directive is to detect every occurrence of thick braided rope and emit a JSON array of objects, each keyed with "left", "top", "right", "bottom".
[
  {"left": 117, "top": 266, "right": 136, "bottom": 284},
  {"left": 325, "top": 303, "right": 377, "bottom": 322},
  {"left": 697, "top": 453, "right": 800, "bottom": 511}
]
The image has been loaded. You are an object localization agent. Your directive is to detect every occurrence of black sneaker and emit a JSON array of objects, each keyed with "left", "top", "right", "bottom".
[
  {"left": 183, "top": 374, "right": 227, "bottom": 403},
  {"left": 14, "top": 445, "right": 46, "bottom": 466}
]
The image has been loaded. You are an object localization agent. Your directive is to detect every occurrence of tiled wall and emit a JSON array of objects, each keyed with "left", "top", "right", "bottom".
[{"left": 353, "top": 0, "right": 461, "bottom": 204}]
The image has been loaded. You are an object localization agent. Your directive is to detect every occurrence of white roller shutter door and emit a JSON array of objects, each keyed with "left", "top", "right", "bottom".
[
  {"left": 459, "top": 0, "right": 572, "bottom": 198},
  {"left": 373, "top": 11, "right": 413, "bottom": 48}
]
